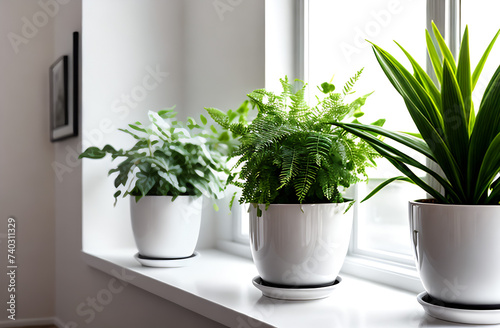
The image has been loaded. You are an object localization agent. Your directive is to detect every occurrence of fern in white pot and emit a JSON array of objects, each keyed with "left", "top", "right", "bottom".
[{"left": 208, "top": 75, "right": 382, "bottom": 291}]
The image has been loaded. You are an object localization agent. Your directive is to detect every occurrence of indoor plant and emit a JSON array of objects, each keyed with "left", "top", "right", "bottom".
[
  {"left": 79, "top": 108, "right": 234, "bottom": 259},
  {"left": 331, "top": 24, "right": 500, "bottom": 305},
  {"left": 207, "top": 74, "right": 382, "bottom": 288}
]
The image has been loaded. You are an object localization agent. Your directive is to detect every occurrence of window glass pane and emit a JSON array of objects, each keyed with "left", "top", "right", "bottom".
[
  {"left": 309, "top": 0, "right": 427, "bottom": 257},
  {"left": 461, "top": 0, "right": 500, "bottom": 106},
  {"left": 240, "top": 203, "right": 250, "bottom": 237}
]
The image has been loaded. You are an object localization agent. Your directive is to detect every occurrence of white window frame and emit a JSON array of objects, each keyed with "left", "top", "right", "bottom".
[
  {"left": 232, "top": 202, "right": 250, "bottom": 244},
  {"left": 225, "top": 0, "right": 462, "bottom": 293}
]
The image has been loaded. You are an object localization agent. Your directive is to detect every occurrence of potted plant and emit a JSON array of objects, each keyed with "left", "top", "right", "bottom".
[
  {"left": 79, "top": 108, "right": 237, "bottom": 262},
  {"left": 207, "top": 74, "right": 382, "bottom": 293},
  {"left": 331, "top": 23, "right": 500, "bottom": 309}
]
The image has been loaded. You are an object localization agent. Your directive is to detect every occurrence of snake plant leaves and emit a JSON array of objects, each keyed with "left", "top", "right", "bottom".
[
  {"left": 441, "top": 58, "right": 468, "bottom": 174},
  {"left": 361, "top": 176, "right": 414, "bottom": 203},
  {"left": 370, "top": 43, "right": 445, "bottom": 134},
  {"left": 487, "top": 176, "right": 500, "bottom": 204},
  {"left": 431, "top": 21, "right": 457, "bottom": 73},
  {"left": 468, "top": 65, "right": 500, "bottom": 201},
  {"left": 456, "top": 26, "right": 473, "bottom": 124},
  {"left": 333, "top": 24, "right": 500, "bottom": 204},
  {"left": 472, "top": 29, "right": 500, "bottom": 89},
  {"left": 396, "top": 42, "right": 442, "bottom": 114},
  {"left": 426, "top": 29, "right": 443, "bottom": 86},
  {"left": 475, "top": 132, "right": 500, "bottom": 201},
  {"left": 333, "top": 123, "right": 430, "bottom": 158}
]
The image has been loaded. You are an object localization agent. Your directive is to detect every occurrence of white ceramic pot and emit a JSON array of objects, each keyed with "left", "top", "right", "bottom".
[
  {"left": 249, "top": 202, "right": 353, "bottom": 287},
  {"left": 409, "top": 201, "right": 500, "bottom": 305},
  {"left": 130, "top": 195, "right": 202, "bottom": 258}
]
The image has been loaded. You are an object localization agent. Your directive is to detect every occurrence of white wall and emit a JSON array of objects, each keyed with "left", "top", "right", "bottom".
[
  {"left": 81, "top": 0, "right": 265, "bottom": 255},
  {"left": 0, "top": 0, "right": 264, "bottom": 326},
  {"left": 57, "top": 0, "right": 264, "bottom": 327},
  {"left": 0, "top": 0, "right": 57, "bottom": 322},
  {"left": 81, "top": 0, "right": 186, "bottom": 254}
]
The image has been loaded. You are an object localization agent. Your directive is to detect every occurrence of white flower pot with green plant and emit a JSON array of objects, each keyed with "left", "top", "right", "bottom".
[
  {"left": 80, "top": 108, "right": 239, "bottom": 259},
  {"left": 331, "top": 24, "right": 500, "bottom": 306},
  {"left": 207, "top": 74, "right": 382, "bottom": 287}
]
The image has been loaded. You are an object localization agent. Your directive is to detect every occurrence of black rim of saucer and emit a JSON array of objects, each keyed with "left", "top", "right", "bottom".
[
  {"left": 422, "top": 293, "right": 500, "bottom": 311},
  {"left": 255, "top": 276, "right": 341, "bottom": 289},
  {"left": 137, "top": 252, "right": 197, "bottom": 261}
]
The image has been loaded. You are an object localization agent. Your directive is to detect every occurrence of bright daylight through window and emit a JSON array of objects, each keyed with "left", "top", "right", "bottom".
[
  {"left": 232, "top": 0, "right": 500, "bottom": 286},
  {"left": 309, "top": 0, "right": 427, "bottom": 264}
]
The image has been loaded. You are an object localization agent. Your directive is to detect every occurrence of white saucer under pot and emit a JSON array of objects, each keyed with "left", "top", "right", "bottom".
[
  {"left": 417, "top": 292, "right": 500, "bottom": 325},
  {"left": 130, "top": 195, "right": 202, "bottom": 259},
  {"left": 134, "top": 252, "right": 200, "bottom": 268},
  {"left": 410, "top": 201, "right": 500, "bottom": 305},
  {"left": 249, "top": 202, "right": 353, "bottom": 287},
  {"left": 252, "top": 276, "right": 342, "bottom": 301}
]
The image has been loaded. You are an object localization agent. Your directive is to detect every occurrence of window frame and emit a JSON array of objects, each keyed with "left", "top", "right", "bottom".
[{"left": 232, "top": 202, "right": 250, "bottom": 244}]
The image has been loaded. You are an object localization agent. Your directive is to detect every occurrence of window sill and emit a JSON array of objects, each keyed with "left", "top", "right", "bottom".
[
  {"left": 82, "top": 248, "right": 460, "bottom": 328},
  {"left": 342, "top": 255, "right": 424, "bottom": 294}
]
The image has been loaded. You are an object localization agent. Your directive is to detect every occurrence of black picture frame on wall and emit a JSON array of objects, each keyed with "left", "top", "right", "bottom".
[
  {"left": 50, "top": 55, "right": 69, "bottom": 141},
  {"left": 50, "top": 31, "right": 79, "bottom": 142}
]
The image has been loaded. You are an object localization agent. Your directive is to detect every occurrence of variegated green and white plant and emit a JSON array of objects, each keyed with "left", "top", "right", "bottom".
[{"left": 79, "top": 108, "right": 243, "bottom": 207}]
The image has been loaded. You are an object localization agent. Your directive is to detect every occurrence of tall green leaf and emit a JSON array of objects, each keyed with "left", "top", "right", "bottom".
[
  {"left": 432, "top": 21, "right": 457, "bottom": 73},
  {"left": 472, "top": 29, "right": 500, "bottom": 89},
  {"left": 348, "top": 25, "right": 500, "bottom": 204},
  {"left": 396, "top": 42, "right": 442, "bottom": 113},
  {"left": 426, "top": 29, "right": 443, "bottom": 85},
  {"left": 474, "top": 132, "right": 500, "bottom": 202},
  {"left": 468, "top": 65, "right": 500, "bottom": 199},
  {"left": 341, "top": 126, "right": 461, "bottom": 201},
  {"left": 331, "top": 122, "right": 435, "bottom": 161},
  {"left": 361, "top": 176, "right": 414, "bottom": 202},
  {"left": 384, "top": 155, "right": 448, "bottom": 203},
  {"left": 486, "top": 179, "right": 500, "bottom": 204},
  {"left": 456, "top": 26, "right": 473, "bottom": 124},
  {"left": 371, "top": 43, "right": 444, "bottom": 133},
  {"left": 441, "top": 59, "right": 468, "bottom": 176},
  {"left": 371, "top": 44, "right": 465, "bottom": 199}
]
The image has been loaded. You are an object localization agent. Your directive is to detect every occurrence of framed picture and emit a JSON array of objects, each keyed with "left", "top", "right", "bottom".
[
  {"left": 50, "top": 31, "right": 79, "bottom": 142},
  {"left": 50, "top": 55, "right": 69, "bottom": 141}
]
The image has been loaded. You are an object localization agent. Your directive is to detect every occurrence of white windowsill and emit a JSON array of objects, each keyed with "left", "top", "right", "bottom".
[{"left": 82, "top": 248, "right": 470, "bottom": 328}]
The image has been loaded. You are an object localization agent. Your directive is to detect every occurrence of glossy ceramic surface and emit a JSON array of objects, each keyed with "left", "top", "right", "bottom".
[
  {"left": 410, "top": 201, "right": 500, "bottom": 305},
  {"left": 252, "top": 276, "right": 341, "bottom": 301},
  {"left": 417, "top": 292, "right": 500, "bottom": 325},
  {"left": 130, "top": 196, "right": 202, "bottom": 258},
  {"left": 249, "top": 203, "right": 353, "bottom": 287}
]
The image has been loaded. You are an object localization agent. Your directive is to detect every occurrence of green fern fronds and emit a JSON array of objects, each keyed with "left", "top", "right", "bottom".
[
  {"left": 205, "top": 107, "right": 230, "bottom": 129},
  {"left": 293, "top": 152, "right": 320, "bottom": 202},
  {"left": 343, "top": 68, "right": 364, "bottom": 95},
  {"left": 206, "top": 73, "right": 381, "bottom": 210},
  {"left": 279, "top": 145, "right": 300, "bottom": 188}
]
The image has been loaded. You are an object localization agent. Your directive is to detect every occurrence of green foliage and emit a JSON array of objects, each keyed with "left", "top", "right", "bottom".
[
  {"left": 79, "top": 108, "right": 245, "bottom": 205},
  {"left": 206, "top": 74, "right": 382, "bottom": 209},
  {"left": 331, "top": 24, "right": 500, "bottom": 204}
]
